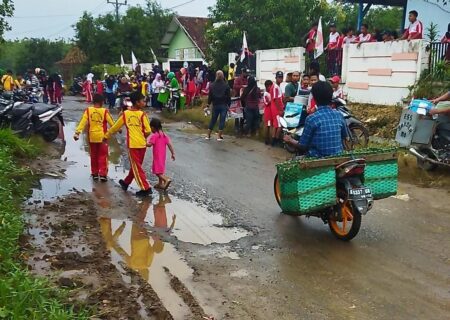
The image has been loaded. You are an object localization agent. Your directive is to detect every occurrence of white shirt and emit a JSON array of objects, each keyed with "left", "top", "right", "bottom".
[
  {"left": 328, "top": 32, "right": 340, "bottom": 46},
  {"left": 263, "top": 91, "right": 271, "bottom": 105},
  {"left": 407, "top": 20, "right": 423, "bottom": 38},
  {"left": 343, "top": 35, "right": 356, "bottom": 44},
  {"left": 358, "top": 33, "right": 372, "bottom": 42}
]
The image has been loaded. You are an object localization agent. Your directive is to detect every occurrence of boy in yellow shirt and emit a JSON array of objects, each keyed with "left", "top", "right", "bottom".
[
  {"left": 104, "top": 91, "right": 152, "bottom": 197},
  {"left": 74, "top": 94, "right": 115, "bottom": 182},
  {"left": 1, "top": 70, "right": 14, "bottom": 91}
]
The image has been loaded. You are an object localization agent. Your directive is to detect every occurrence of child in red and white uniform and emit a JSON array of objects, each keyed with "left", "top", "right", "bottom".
[
  {"left": 263, "top": 80, "right": 273, "bottom": 145},
  {"left": 343, "top": 28, "right": 357, "bottom": 44},
  {"left": 270, "top": 71, "right": 284, "bottom": 146},
  {"left": 355, "top": 24, "right": 372, "bottom": 44},
  {"left": 401, "top": 10, "right": 423, "bottom": 40}
]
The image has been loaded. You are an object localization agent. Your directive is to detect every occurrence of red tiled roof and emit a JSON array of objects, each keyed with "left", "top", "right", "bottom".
[{"left": 176, "top": 16, "right": 210, "bottom": 55}]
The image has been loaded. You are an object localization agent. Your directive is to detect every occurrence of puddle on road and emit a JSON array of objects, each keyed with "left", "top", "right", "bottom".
[
  {"left": 99, "top": 217, "right": 194, "bottom": 319},
  {"left": 32, "top": 122, "right": 129, "bottom": 200}
]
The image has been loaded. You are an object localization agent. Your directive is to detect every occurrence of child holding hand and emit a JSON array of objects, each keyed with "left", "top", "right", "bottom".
[
  {"left": 74, "top": 93, "right": 115, "bottom": 182},
  {"left": 146, "top": 118, "right": 175, "bottom": 190}
]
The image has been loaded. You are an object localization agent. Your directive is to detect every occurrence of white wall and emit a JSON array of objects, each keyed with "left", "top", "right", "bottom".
[
  {"left": 406, "top": 0, "right": 449, "bottom": 39},
  {"left": 255, "top": 47, "right": 306, "bottom": 87},
  {"left": 342, "top": 40, "right": 428, "bottom": 105}
]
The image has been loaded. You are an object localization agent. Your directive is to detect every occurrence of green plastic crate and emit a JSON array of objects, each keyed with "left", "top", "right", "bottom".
[
  {"left": 364, "top": 159, "right": 398, "bottom": 199},
  {"left": 276, "top": 162, "right": 336, "bottom": 215}
]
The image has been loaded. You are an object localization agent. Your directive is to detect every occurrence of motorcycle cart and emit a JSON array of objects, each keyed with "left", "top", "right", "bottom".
[
  {"left": 395, "top": 99, "right": 449, "bottom": 170},
  {"left": 274, "top": 148, "right": 398, "bottom": 241}
]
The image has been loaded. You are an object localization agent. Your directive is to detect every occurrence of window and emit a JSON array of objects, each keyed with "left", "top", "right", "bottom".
[{"left": 175, "top": 49, "right": 181, "bottom": 60}]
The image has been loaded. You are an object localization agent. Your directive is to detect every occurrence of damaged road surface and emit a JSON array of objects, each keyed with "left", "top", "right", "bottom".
[{"left": 24, "top": 98, "right": 450, "bottom": 319}]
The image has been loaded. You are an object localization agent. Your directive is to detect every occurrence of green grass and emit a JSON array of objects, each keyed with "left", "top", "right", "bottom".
[{"left": 0, "top": 129, "right": 90, "bottom": 320}]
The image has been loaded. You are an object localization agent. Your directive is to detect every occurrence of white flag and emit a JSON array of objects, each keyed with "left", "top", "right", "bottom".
[
  {"left": 240, "top": 32, "right": 248, "bottom": 63},
  {"left": 314, "top": 17, "right": 324, "bottom": 59},
  {"left": 120, "top": 54, "right": 125, "bottom": 67},
  {"left": 150, "top": 48, "right": 159, "bottom": 65},
  {"left": 131, "top": 51, "right": 138, "bottom": 70}
]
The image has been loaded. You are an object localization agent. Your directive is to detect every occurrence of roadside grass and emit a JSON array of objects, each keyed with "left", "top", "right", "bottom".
[{"left": 0, "top": 129, "right": 90, "bottom": 319}]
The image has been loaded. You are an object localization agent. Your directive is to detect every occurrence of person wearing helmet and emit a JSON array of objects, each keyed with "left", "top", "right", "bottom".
[{"left": 167, "top": 72, "right": 179, "bottom": 90}]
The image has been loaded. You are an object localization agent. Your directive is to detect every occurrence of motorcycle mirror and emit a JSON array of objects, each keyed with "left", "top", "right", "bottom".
[{"left": 279, "top": 117, "right": 288, "bottom": 128}]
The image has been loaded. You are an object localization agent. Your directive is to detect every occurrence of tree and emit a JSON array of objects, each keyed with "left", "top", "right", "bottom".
[
  {"left": 0, "top": 39, "right": 71, "bottom": 74},
  {"left": 74, "top": 0, "right": 172, "bottom": 67},
  {"left": 206, "top": 1, "right": 403, "bottom": 68},
  {"left": 0, "top": 0, "right": 14, "bottom": 41}
]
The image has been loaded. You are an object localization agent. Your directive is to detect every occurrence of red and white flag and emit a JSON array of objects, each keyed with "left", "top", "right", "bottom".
[
  {"left": 314, "top": 17, "right": 324, "bottom": 59},
  {"left": 240, "top": 32, "right": 249, "bottom": 62}
]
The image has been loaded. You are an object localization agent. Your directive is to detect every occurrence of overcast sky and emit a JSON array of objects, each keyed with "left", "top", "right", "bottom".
[{"left": 5, "top": 0, "right": 216, "bottom": 40}]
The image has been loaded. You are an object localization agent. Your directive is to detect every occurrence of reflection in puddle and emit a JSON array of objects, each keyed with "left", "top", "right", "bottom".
[
  {"left": 99, "top": 217, "right": 193, "bottom": 319},
  {"left": 32, "top": 122, "right": 127, "bottom": 200},
  {"left": 144, "top": 194, "right": 249, "bottom": 246}
]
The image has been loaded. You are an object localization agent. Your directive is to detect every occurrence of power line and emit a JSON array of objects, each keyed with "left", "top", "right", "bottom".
[
  {"left": 9, "top": 14, "right": 77, "bottom": 19},
  {"left": 168, "top": 0, "right": 197, "bottom": 10}
]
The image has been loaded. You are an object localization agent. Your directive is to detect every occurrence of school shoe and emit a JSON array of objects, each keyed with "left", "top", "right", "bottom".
[
  {"left": 99, "top": 176, "right": 108, "bottom": 182},
  {"left": 136, "top": 188, "right": 152, "bottom": 197},
  {"left": 217, "top": 137, "right": 224, "bottom": 141},
  {"left": 92, "top": 174, "right": 99, "bottom": 181},
  {"left": 118, "top": 179, "right": 129, "bottom": 191}
]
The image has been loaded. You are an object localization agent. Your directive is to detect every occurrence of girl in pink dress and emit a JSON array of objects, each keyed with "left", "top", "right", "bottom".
[{"left": 146, "top": 118, "right": 176, "bottom": 190}]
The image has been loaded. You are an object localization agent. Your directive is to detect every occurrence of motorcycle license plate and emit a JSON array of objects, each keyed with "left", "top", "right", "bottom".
[{"left": 348, "top": 188, "right": 372, "bottom": 199}]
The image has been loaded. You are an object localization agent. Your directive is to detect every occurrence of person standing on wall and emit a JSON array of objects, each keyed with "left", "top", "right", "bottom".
[
  {"left": 400, "top": 10, "right": 423, "bottom": 41},
  {"left": 326, "top": 23, "right": 340, "bottom": 76},
  {"left": 305, "top": 22, "right": 318, "bottom": 63}
]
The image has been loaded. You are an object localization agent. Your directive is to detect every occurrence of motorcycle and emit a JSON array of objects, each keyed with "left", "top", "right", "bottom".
[
  {"left": 280, "top": 98, "right": 370, "bottom": 153},
  {"left": 274, "top": 156, "right": 374, "bottom": 241},
  {"left": 396, "top": 99, "right": 450, "bottom": 171},
  {"left": 159, "top": 86, "right": 183, "bottom": 114},
  {"left": 69, "top": 77, "right": 83, "bottom": 96},
  {"left": 0, "top": 95, "right": 64, "bottom": 142},
  {"left": 117, "top": 91, "right": 133, "bottom": 112}
]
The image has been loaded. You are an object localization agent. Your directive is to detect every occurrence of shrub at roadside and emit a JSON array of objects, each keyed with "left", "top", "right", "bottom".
[{"left": 0, "top": 129, "right": 90, "bottom": 319}]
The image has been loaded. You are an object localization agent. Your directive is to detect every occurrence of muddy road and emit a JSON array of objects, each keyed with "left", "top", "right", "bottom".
[{"left": 25, "top": 98, "right": 450, "bottom": 320}]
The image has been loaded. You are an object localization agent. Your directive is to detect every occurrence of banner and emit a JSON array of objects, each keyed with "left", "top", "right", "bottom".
[{"left": 314, "top": 17, "right": 324, "bottom": 59}]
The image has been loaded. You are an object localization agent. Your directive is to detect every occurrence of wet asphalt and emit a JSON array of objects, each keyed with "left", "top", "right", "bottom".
[{"left": 58, "top": 98, "right": 450, "bottom": 320}]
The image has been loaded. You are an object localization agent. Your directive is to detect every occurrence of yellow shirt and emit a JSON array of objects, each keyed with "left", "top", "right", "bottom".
[
  {"left": 227, "top": 67, "right": 235, "bottom": 81},
  {"left": 14, "top": 79, "right": 24, "bottom": 89},
  {"left": 141, "top": 81, "right": 148, "bottom": 96},
  {"left": 105, "top": 109, "right": 151, "bottom": 148},
  {"left": 1, "top": 75, "right": 14, "bottom": 91},
  {"left": 75, "top": 106, "right": 115, "bottom": 143}
]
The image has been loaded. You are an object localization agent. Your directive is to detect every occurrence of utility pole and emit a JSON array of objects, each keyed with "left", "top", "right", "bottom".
[{"left": 107, "top": 0, "right": 127, "bottom": 21}]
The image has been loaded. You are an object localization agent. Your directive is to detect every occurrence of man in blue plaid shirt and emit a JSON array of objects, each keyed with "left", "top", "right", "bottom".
[{"left": 284, "top": 81, "right": 348, "bottom": 158}]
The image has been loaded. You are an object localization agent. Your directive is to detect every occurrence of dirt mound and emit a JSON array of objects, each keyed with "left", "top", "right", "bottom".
[{"left": 349, "top": 103, "right": 403, "bottom": 140}]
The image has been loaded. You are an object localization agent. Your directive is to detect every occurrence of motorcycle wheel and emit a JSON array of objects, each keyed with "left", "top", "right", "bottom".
[
  {"left": 417, "top": 157, "right": 438, "bottom": 171},
  {"left": 328, "top": 198, "right": 362, "bottom": 241},
  {"left": 41, "top": 121, "right": 59, "bottom": 142},
  {"left": 273, "top": 174, "right": 282, "bottom": 209},
  {"left": 349, "top": 123, "right": 369, "bottom": 149}
]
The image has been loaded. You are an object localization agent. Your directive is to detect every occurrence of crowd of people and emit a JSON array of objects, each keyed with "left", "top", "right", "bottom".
[
  {"left": 306, "top": 10, "right": 436, "bottom": 75},
  {"left": 84, "top": 64, "right": 214, "bottom": 111},
  {"left": 0, "top": 68, "right": 64, "bottom": 104}
]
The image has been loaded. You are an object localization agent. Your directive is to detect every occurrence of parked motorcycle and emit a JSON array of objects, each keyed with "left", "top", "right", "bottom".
[
  {"left": 274, "top": 157, "right": 374, "bottom": 241},
  {"left": 69, "top": 77, "right": 83, "bottom": 96},
  {"left": 280, "top": 98, "right": 370, "bottom": 153},
  {"left": 0, "top": 97, "right": 64, "bottom": 142},
  {"left": 396, "top": 99, "right": 450, "bottom": 171}
]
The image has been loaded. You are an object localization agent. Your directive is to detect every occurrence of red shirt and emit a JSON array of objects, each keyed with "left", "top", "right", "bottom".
[
  {"left": 403, "top": 20, "right": 423, "bottom": 39},
  {"left": 306, "top": 28, "right": 317, "bottom": 53}
]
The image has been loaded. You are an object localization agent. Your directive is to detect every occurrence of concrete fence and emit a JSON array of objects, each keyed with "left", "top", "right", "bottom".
[{"left": 342, "top": 40, "right": 428, "bottom": 105}]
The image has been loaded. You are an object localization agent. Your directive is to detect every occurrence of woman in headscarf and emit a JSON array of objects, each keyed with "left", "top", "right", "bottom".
[
  {"left": 152, "top": 73, "right": 164, "bottom": 112},
  {"left": 206, "top": 70, "right": 231, "bottom": 141}
]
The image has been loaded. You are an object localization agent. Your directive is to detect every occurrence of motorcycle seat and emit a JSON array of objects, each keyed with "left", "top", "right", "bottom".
[
  {"left": 12, "top": 103, "right": 33, "bottom": 116},
  {"left": 33, "top": 103, "right": 59, "bottom": 116}
]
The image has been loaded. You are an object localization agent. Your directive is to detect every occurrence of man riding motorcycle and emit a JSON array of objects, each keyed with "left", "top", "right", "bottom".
[{"left": 283, "top": 81, "right": 349, "bottom": 157}]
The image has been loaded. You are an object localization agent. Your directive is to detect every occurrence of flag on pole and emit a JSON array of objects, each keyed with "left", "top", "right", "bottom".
[
  {"left": 150, "top": 48, "right": 159, "bottom": 65},
  {"left": 240, "top": 32, "right": 249, "bottom": 63},
  {"left": 131, "top": 51, "right": 138, "bottom": 71},
  {"left": 120, "top": 54, "right": 125, "bottom": 67},
  {"left": 314, "top": 17, "right": 324, "bottom": 59}
]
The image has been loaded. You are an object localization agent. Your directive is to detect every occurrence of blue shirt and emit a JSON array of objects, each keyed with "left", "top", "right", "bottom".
[
  {"left": 105, "top": 81, "right": 118, "bottom": 94},
  {"left": 299, "top": 105, "right": 348, "bottom": 158}
]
